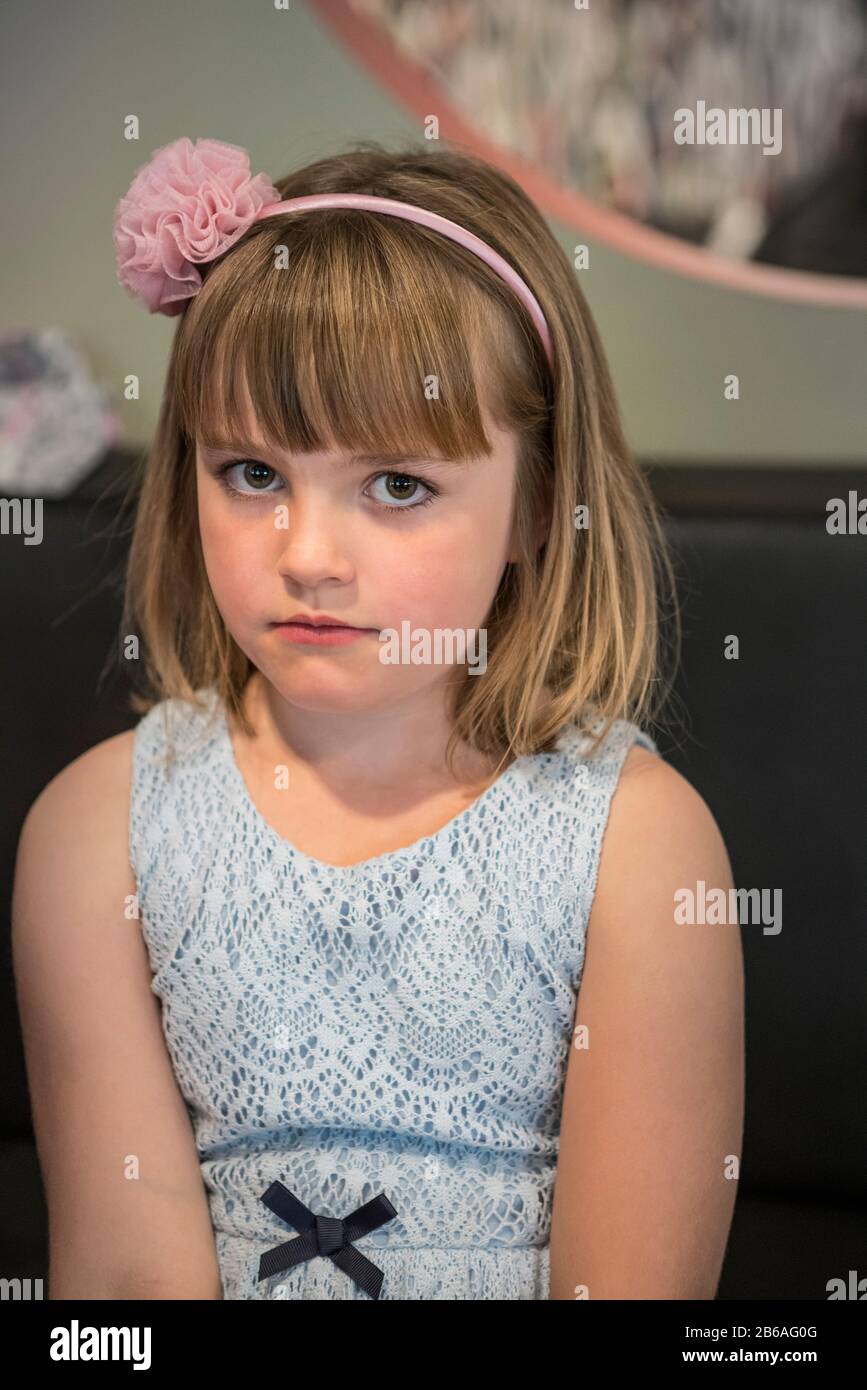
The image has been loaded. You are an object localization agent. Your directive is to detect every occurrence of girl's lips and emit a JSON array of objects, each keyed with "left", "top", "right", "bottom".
[{"left": 272, "top": 621, "right": 376, "bottom": 647}]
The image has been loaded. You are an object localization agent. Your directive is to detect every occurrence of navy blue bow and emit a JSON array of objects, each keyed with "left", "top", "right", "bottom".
[{"left": 257, "top": 1181, "right": 398, "bottom": 1299}]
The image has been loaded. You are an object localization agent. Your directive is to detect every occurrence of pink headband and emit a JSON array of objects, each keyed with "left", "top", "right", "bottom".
[{"left": 112, "top": 137, "right": 554, "bottom": 368}]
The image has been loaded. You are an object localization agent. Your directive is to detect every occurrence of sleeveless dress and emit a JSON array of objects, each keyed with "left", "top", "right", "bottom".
[{"left": 128, "top": 685, "right": 658, "bottom": 1300}]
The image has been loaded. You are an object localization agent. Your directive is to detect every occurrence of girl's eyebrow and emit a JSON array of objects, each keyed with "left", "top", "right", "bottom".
[{"left": 198, "top": 437, "right": 457, "bottom": 468}]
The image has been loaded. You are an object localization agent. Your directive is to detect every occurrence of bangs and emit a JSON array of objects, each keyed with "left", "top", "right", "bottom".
[{"left": 172, "top": 212, "right": 529, "bottom": 463}]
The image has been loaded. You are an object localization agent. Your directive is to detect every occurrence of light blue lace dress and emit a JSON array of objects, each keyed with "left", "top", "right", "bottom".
[{"left": 129, "top": 686, "right": 657, "bottom": 1300}]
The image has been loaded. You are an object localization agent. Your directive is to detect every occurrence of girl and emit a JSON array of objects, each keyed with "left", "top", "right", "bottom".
[{"left": 13, "top": 137, "right": 743, "bottom": 1300}]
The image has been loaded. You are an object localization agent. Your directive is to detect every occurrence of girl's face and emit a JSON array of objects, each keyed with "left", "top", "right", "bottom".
[{"left": 195, "top": 397, "right": 522, "bottom": 721}]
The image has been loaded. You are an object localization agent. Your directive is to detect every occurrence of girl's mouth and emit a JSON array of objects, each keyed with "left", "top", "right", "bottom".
[{"left": 271, "top": 621, "right": 376, "bottom": 647}]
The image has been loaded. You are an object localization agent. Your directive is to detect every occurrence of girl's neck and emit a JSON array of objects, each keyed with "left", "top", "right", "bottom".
[{"left": 233, "top": 670, "right": 510, "bottom": 796}]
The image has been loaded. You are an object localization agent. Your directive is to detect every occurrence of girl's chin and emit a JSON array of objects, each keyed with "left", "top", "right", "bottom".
[
  {"left": 250, "top": 660, "right": 443, "bottom": 715},
  {"left": 252, "top": 665, "right": 392, "bottom": 707}
]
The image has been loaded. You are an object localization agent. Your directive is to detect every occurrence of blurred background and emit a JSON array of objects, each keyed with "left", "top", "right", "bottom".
[
  {"left": 1, "top": 0, "right": 865, "bottom": 1304},
  {"left": 352, "top": 0, "right": 867, "bottom": 273}
]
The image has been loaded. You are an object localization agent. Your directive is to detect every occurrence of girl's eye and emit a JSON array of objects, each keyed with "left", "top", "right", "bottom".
[
  {"left": 216, "top": 460, "right": 283, "bottom": 496},
  {"left": 215, "top": 460, "right": 438, "bottom": 514},
  {"left": 366, "top": 472, "right": 437, "bottom": 512}
]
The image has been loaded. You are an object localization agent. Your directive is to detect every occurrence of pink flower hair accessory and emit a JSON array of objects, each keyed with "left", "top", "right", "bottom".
[{"left": 112, "top": 137, "right": 281, "bottom": 316}]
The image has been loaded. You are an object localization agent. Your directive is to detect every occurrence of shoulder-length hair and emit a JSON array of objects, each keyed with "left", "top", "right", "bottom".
[{"left": 120, "top": 140, "right": 680, "bottom": 775}]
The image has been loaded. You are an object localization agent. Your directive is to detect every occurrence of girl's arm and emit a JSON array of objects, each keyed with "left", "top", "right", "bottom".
[
  {"left": 549, "top": 747, "right": 745, "bottom": 1300},
  {"left": 12, "top": 732, "right": 223, "bottom": 1300}
]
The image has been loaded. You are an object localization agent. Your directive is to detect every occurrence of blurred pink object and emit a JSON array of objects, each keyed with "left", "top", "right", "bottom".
[
  {"left": 0, "top": 329, "right": 121, "bottom": 496},
  {"left": 112, "top": 137, "right": 280, "bottom": 315}
]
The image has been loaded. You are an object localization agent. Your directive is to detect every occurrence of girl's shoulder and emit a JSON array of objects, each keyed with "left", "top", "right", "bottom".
[
  {"left": 597, "top": 731, "right": 728, "bottom": 892},
  {"left": 15, "top": 725, "right": 140, "bottom": 942},
  {"left": 19, "top": 689, "right": 224, "bottom": 874},
  {"left": 619, "top": 740, "right": 660, "bottom": 779},
  {"left": 22, "top": 725, "right": 138, "bottom": 844},
  {"left": 38, "top": 689, "right": 219, "bottom": 810}
]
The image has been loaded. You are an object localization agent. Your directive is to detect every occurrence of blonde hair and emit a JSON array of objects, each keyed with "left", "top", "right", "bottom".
[{"left": 119, "top": 141, "right": 680, "bottom": 776}]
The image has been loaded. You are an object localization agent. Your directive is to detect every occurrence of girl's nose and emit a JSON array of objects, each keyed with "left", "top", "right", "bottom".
[{"left": 273, "top": 496, "right": 355, "bottom": 587}]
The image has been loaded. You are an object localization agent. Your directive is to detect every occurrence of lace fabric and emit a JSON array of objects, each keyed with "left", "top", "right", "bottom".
[{"left": 129, "top": 686, "right": 657, "bottom": 1299}]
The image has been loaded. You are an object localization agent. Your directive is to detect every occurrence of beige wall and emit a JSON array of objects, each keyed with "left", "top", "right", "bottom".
[{"left": 2, "top": 0, "right": 865, "bottom": 463}]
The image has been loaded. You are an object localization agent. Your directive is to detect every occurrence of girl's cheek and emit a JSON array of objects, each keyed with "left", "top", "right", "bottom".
[
  {"left": 198, "top": 520, "right": 259, "bottom": 618},
  {"left": 197, "top": 498, "right": 235, "bottom": 564},
  {"left": 374, "top": 527, "right": 496, "bottom": 606}
]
